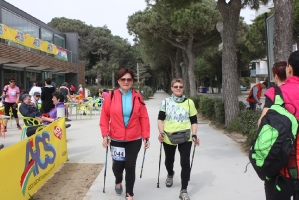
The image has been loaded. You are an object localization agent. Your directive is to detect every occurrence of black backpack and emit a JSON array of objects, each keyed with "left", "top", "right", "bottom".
[{"left": 249, "top": 87, "right": 299, "bottom": 181}]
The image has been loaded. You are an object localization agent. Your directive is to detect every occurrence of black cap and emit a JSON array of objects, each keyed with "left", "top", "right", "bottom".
[{"left": 262, "top": 81, "right": 268, "bottom": 88}]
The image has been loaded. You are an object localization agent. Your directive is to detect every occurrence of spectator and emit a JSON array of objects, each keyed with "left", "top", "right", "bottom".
[
  {"left": 59, "top": 82, "right": 71, "bottom": 102},
  {"left": 20, "top": 94, "right": 70, "bottom": 137},
  {"left": 32, "top": 92, "right": 41, "bottom": 110},
  {"left": 98, "top": 88, "right": 102, "bottom": 97},
  {"left": 258, "top": 51, "right": 299, "bottom": 199},
  {"left": 29, "top": 81, "right": 42, "bottom": 103},
  {"left": 19, "top": 89, "right": 25, "bottom": 103},
  {"left": 101, "top": 89, "right": 109, "bottom": 99},
  {"left": 246, "top": 82, "right": 268, "bottom": 110},
  {"left": 272, "top": 61, "right": 287, "bottom": 86},
  {"left": 41, "top": 92, "right": 70, "bottom": 126},
  {"left": 41, "top": 78, "right": 55, "bottom": 114},
  {"left": 69, "top": 83, "right": 76, "bottom": 95},
  {"left": 78, "top": 84, "right": 84, "bottom": 98},
  {"left": 59, "top": 82, "right": 72, "bottom": 121},
  {"left": 19, "top": 94, "right": 42, "bottom": 118},
  {"left": 30, "top": 82, "right": 36, "bottom": 90},
  {"left": 1, "top": 76, "right": 21, "bottom": 132}
]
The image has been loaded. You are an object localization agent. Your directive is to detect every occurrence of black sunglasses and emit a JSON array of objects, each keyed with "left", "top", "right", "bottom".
[
  {"left": 173, "top": 86, "right": 183, "bottom": 89},
  {"left": 35, "top": 95, "right": 40, "bottom": 97}
]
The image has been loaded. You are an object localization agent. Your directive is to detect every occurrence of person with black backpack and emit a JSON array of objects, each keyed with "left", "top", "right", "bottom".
[{"left": 256, "top": 51, "right": 299, "bottom": 200}]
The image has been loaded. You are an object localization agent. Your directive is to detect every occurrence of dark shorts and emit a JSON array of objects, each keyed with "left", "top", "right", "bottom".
[{"left": 4, "top": 102, "right": 18, "bottom": 118}]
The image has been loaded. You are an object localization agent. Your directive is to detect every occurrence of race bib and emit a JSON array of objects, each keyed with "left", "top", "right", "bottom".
[{"left": 111, "top": 146, "right": 125, "bottom": 161}]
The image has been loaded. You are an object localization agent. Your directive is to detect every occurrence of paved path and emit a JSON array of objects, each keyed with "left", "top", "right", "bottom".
[{"left": 0, "top": 91, "right": 265, "bottom": 199}]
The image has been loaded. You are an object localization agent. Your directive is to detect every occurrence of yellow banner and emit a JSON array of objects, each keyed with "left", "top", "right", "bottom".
[
  {"left": 0, "top": 23, "right": 58, "bottom": 55},
  {"left": 41, "top": 40, "right": 58, "bottom": 54},
  {"left": 0, "top": 24, "right": 10, "bottom": 40},
  {"left": 0, "top": 118, "right": 68, "bottom": 199}
]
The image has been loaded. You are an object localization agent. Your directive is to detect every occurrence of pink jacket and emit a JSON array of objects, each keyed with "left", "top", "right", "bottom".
[
  {"left": 99, "top": 89, "right": 150, "bottom": 141},
  {"left": 265, "top": 76, "right": 299, "bottom": 119}
]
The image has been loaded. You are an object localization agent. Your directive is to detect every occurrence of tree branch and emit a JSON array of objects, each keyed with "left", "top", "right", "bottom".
[
  {"left": 160, "top": 36, "right": 187, "bottom": 51},
  {"left": 194, "top": 33, "right": 220, "bottom": 47}
]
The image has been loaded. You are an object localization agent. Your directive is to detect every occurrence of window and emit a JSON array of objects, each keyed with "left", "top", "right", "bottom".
[
  {"left": 41, "top": 28, "right": 53, "bottom": 43},
  {"left": 1, "top": 8, "right": 39, "bottom": 38},
  {"left": 54, "top": 34, "right": 65, "bottom": 48}
]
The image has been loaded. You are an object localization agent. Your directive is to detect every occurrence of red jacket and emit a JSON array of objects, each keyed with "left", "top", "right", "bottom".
[{"left": 99, "top": 89, "right": 150, "bottom": 141}]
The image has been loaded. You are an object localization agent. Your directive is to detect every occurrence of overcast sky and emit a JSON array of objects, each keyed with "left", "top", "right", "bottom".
[{"left": 5, "top": 0, "right": 255, "bottom": 44}]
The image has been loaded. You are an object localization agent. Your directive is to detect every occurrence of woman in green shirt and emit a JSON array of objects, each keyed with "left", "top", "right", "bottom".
[{"left": 157, "top": 78, "right": 200, "bottom": 200}]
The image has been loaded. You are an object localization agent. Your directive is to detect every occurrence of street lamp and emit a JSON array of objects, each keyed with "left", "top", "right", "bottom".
[{"left": 216, "top": 21, "right": 224, "bottom": 102}]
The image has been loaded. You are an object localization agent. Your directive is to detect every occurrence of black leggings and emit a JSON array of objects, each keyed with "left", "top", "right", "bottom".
[
  {"left": 4, "top": 102, "right": 18, "bottom": 118},
  {"left": 110, "top": 139, "right": 142, "bottom": 197},
  {"left": 163, "top": 141, "right": 192, "bottom": 190}
]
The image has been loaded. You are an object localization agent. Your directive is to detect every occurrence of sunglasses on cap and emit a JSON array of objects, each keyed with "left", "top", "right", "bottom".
[
  {"left": 120, "top": 78, "right": 133, "bottom": 82},
  {"left": 173, "top": 85, "right": 183, "bottom": 89}
]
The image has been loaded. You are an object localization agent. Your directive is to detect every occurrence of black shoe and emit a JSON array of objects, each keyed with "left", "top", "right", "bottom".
[
  {"left": 65, "top": 124, "right": 71, "bottom": 129},
  {"left": 65, "top": 118, "right": 72, "bottom": 122},
  {"left": 0, "top": 144, "right": 4, "bottom": 150},
  {"left": 83, "top": 112, "right": 86, "bottom": 116}
]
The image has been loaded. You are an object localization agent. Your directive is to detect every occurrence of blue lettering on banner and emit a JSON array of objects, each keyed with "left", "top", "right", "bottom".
[{"left": 24, "top": 131, "right": 56, "bottom": 176}]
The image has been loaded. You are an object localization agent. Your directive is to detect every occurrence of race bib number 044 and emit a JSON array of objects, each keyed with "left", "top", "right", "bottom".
[{"left": 111, "top": 146, "right": 125, "bottom": 161}]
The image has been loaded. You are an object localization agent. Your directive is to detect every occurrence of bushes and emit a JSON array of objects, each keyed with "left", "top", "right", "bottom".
[
  {"left": 193, "top": 94, "right": 261, "bottom": 145},
  {"left": 226, "top": 109, "right": 261, "bottom": 145},
  {"left": 188, "top": 95, "right": 201, "bottom": 109},
  {"left": 199, "top": 96, "right": 215, "bottom": 120},
  {"left": 85, "top": 85, "right": 99, "bottom": 97},
  {"left": 140, "top": 86, "right": 154, "bottom": 100},
  {"left": 214, "top": 98, "right": 225, "bottom": 124}
]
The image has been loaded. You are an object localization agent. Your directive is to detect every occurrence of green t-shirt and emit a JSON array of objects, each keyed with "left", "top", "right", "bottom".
[{"left": 160, "top": 97, "right": 197, "bottom": 145}]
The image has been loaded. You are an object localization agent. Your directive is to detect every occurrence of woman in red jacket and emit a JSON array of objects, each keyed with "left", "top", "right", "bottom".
[{"left": 100, "top": 68, "right": 150, "bottom": 200}]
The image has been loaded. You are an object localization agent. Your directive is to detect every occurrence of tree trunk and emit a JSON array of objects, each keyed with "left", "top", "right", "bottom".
[
  {"left": 186, "top": 46, "right": 196, "bottom": 97},
  {"left": 273, "top": 0, "right": 293, "bottom": 62},
  {"left": 218, "top": 0, "right": 241, "bottom": 126},
  {"left": 169, "top": 54, "right": 175, "bottom": 80},
  {"left": 112, "top": 71, "right": 115, "bottom": 89},
  {"left": 97, "top": 69, "right": 102, "bottom": 88},
  {"left": 182, "top": 51, "right": 190, "bottom": 94},
  {"left": 175, "top": 48, "right": 182, "bottom": 78}
]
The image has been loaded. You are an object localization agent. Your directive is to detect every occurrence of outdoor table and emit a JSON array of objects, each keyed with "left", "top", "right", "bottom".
[{"left": 64, "top": 102, "right": 78, "bottom": 116}]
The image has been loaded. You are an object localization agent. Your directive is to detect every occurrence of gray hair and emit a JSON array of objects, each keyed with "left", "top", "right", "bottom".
[{"left": 22, "top": 94, "right": 31, "bottom": 100}]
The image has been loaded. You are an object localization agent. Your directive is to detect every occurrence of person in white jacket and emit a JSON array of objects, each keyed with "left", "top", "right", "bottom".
[{"left": 29, "top": 81, "right": 42, "bottom": 103}]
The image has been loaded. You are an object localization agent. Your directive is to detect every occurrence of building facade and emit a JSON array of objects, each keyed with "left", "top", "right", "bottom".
[{"left": 0, "top": 0, "right": 85, "bottom": 92}]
